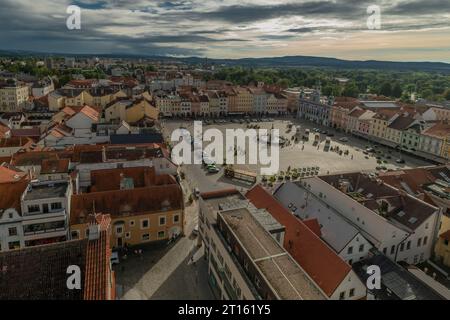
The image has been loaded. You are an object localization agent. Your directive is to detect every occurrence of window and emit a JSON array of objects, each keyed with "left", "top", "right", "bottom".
[
  {"left": 400, "top": 243, "right": 405, "bottom": 252},
  {"left": 347, "top": 246, "right": 353, "bottom": 254},
  {"left": 129, "top": 220, "right": 135, "bottom": 227},
  {"left": 423, "top": 236, "right": 428, "bottom": 246},
  {"left": 173, "top": 214, "right": 180, "bottom": 224},
  {"left": 413, "top": 255, "right": 418, "bottom": 264},
  {"left": 85, "top": 228, "right": 90, "bottom": 237},
  {"left": 349, "top": 288, "right": 355, "bottom": 298},
  {"left": 51, "top": 202, "right": 62, "bottom": 210},
  {"left": 115, "top": 227, "right": 123, "bottom": 235},
  {"left": 142, "top": 233, "right": 150, "bottom": 241},
  {"left": 125, "top": 232, "right": 131, "bottom": 239},
  {"left": 141, "top": 219, "right": 149, "bottom": 229},
  {"left": 359, "top": 244, "right": 364, "bottom": 252},
  {"left": 158, "top": 231, "right": 165, "bottom": 239},
  {"left": 8, "top": 241, "right": 20, "bottom": 250},
  {"left": 417, "top": 238, "right": 422, "bottom": 247},
  {"left": 28, "top": 205, "right": 40, "bottom": 213},
  {"left": 71, "top": 230, "right": 79, "bottom": 239},
  {"left": 159, "top": 216, "right": 166, "bottom": 226},
  {"left": 339, "top": 291, "right": 345, "bottom": 300},
  {"left": 390, "top": 245, "right": 395, "bottom": 255},
  {"left": 382, "top": 247, "right": 387, "bottom": 255},
  {"left": 406, "top": 241, "right": 411, "bottom": 250},
  {"left": 8, "top": 227, "right": 17, "bottom": 236}
]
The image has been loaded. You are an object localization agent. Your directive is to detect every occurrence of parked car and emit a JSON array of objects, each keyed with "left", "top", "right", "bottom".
[
  {"left": 396, "top": 158, "right": 406, "bottom": 164},
  {"left": 207, "top": 166, "right": 220, "bottom": 173},
  {"left": 111, "top": 251, "right": 120, "bottom": 265}
]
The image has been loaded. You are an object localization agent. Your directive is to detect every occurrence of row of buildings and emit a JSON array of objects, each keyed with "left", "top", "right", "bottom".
[
  {"left": 0, "top": 138, "right": 184, "bottom": 299},
  {"left": 198, "top": 169, "right": 450, "bottom": 300},
  {"left": 298, "top": 93, "right": 450, "bottom": 162}
]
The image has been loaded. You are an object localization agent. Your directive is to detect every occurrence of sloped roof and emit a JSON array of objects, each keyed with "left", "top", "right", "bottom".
[{"left": 246, "top": 185, "right": 351, "bottom": 297}]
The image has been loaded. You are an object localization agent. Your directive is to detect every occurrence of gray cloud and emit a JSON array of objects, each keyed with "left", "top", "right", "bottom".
[{"left": 0, "top": 0, "right": 448, "bottom": 60}]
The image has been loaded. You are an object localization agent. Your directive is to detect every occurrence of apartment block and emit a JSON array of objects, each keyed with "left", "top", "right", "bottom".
[{"left": 199, "top": 189, "right": 327, "bottom": 300}]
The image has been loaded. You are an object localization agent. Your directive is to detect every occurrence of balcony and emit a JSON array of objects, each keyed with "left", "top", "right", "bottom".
[{"left": 24, "top": 228, "right": 67, "bottom": 240}]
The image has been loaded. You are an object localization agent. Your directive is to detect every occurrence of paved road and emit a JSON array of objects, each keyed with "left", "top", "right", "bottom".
[{"left": 115, "top": 200, "right": 214, "bottom": 300}]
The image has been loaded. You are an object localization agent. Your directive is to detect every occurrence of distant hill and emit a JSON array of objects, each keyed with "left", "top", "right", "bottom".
[
  {"left": 1, "top": 49, "right": 449, "bottom": 73},
  {"left": 176, "top": 56, "right": 450, "bottom": 73}
]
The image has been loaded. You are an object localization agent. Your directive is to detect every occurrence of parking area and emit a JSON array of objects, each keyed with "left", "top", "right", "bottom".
[{"left": 161, "top": 117, "right": 432, "bottom": 192}]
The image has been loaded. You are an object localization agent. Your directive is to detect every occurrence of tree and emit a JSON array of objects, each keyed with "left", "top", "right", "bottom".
[
  {"left": 342, "top": 82, "right": 359, "bottom": 97},
  {"left": 392, "top": 83, "right": 403, "bottom": 98},
  {"left": 444, "top": 89, "right": 450, "bottom": 101},
  {"left": 379, "top": 82, "right": 392, "bottom": 97}
]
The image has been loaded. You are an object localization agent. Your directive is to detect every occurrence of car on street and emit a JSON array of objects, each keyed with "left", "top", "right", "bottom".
[
  {"left": 207, "top": 166, "right": 220, "bottom": 173},
  {"left": 111, "top": 251, "right": 120, "bottom": 265},
  {"left": 339, "top": 137, "right": 349, "bottom": 142}
]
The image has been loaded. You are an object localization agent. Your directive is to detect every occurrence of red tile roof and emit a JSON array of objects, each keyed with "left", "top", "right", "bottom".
[
  {"left": 40, "top": 158, "right": 70, "bottom": 174},
  {"left": 84, "top": 214, "right": 114, "bottom": 300},
  {"left": 303, "top": 218, "right": 322, "bottom": 237},
  {"left": 0, "top": 164, "right": 29, "bottom": 212},
  {"left": 246, "top": 185, "right": 351, "bottom": 297}
]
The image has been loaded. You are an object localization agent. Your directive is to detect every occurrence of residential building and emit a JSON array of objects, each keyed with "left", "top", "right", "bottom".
[
  {"left": 275, "top": 174, "right": 442, "bottom": 265},
  {"left": 70, "top": 166, "right": 184, "bottom": 248},
  {"left": 330, "top": 97, "right": 361, "bottom": 130},
  {"left": 20, "top": 180, "right": 72, "bottom": 248},
  {"left": 0, "top": 163, "right": 30, "bottom": 252},
  {"left": 0, "top": 213, "right": 115, "bottom": 300},
  {"left": 353, "top": 250, "right": 447, "bottom": 300},
  {"left": 420, "top": 122, "right": 450, "bottom": 160},
  {"left": 0, "top": 80, "right": 29, "bottom": 112},
  {"left": 273, "top": 181, "right": 374, "bottom": 264},
  {"left": 199, "top": 189, "right": 327, "bottom": 300},
  {"left": 0, "top": 137, "right": 34, "bottom": 156},
  {"left": 378, "top": 165, "right": 450, "bottom": 267},
  {"left": 385, "top": 115, "right": 416, "bottom": 146},
  {"left": 248, "top": 87, "right": 267, "bottom": 115},
  {"left": 246, "top": 185, "right": 367, "bottom": 300},
  {"left": 31, "top": 77, "right": 54, "bottom": 98}
]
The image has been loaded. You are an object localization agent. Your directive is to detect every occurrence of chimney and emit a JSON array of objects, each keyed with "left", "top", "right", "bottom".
[{"left": 88, "top": 223, "right": 100, "bottom": 241}]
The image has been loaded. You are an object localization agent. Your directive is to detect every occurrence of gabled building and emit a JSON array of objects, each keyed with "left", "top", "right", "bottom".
[
  {"left": 275, "top": 173, "right": 442, "bottom": 266},
  {"left": 246, "top": 185, "right": 367, "bottom": 300},
  {"left": 70, "top": 166, "right": 184, "bottom": 248},
  {"left": 0, "top": 163, "right": 30, "bottom": 252}
]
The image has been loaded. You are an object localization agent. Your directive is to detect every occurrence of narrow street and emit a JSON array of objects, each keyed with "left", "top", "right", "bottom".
[{"left": 115, "top": 194, "right": 214, "bottom": 300}]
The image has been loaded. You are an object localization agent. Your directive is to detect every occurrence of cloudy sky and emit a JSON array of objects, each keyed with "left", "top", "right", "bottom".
[{"left": 1, "top": 0, "right": 449, "bottom": 62}]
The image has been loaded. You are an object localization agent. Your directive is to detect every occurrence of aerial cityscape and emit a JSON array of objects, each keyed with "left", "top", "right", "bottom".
[{"left": 0, "top": 0, "right": 450, "bottom": 307}]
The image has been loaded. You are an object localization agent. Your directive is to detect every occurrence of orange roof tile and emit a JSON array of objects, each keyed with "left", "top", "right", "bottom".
[
  {"left": 246, "top": 185, "right": 351, "bottom": 297},
  {"left": 83, "top": 214, "right": 114, "bottom": 300}
]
